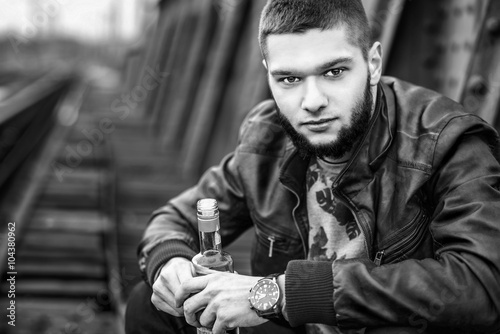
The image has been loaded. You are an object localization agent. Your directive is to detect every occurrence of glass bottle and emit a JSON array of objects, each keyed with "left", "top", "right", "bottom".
[{"left": 192, "top": 198, "right": 238, "bottom": 334}]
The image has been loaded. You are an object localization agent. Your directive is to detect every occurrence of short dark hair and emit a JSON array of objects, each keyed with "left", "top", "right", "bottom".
[{"left": 259, "top": 0, "right": 372, "bottom": 60}]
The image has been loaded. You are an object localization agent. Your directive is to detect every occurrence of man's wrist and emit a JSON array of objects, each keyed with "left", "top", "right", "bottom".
[
  {"left": 277, "top": 274, "right": 288, "bottom": 321},
  {"left": 144, "top": 240, "right": 197, "bottom": 286},
  {"left": 153, "top": 263, "right": 166, "bottom": 282},
  {"left": 154, "top": 257, "right": 192, "bottom": 283}
]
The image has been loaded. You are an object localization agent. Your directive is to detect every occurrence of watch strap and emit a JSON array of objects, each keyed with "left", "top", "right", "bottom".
[
  {"left": 267, "top": 273, "right": 284, "bottom": 320},
  {"left": 250, "top": 273, "right": 284, "bottom": 320}
]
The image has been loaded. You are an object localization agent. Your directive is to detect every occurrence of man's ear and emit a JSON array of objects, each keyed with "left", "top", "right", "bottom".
[
  {"left": 262, "top": 59, "right": 268, "bottom": 70},
  {"left": 368, "top": 42, "right": 383, "bottom": 86}
]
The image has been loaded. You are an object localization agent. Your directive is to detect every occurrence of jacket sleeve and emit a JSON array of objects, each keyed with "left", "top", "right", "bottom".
[
  {"left": 327, "top": 117, "right": 500, "bottom": 333},
  {"left": 137, "top": 106, "right": 265, "bottom": 286}
]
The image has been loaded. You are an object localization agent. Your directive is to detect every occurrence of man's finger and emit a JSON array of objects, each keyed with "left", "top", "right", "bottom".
[
  {"left": 151, "top": 292, "right": 184, "bottom": 317},
  {"left": 211, "top": 317, "right": 227, "bottom": 334},
  {"left": 152, "top": 283, "right": 170, "bottom": 301},
  {"left": 159, "top": 269, "right": 180, "bottom": 291},
  {"left": 156, "top": 270, "right": 184, "bottom": 307},
  {"left": 197, "top": 306, "right": 219, "bottom": 331},
  {"left": 183, "top": 291, "right": 210, "bottom": 328},
  {"left": 177, "top": 261, "right": 195, "bottom": 282},
  {"left": 175, "top": 276, "right": 208, "bottom": 308},
  {"left": 152, "top": 282, "right": 179, "bottom": 309},
  {"left": 183, "top": 305, "right": 203, "bottom": 328}
]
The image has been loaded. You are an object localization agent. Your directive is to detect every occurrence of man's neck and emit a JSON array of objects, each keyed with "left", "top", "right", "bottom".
[{"left": 320, "top": 151, "right": 352, "bottom": 165}]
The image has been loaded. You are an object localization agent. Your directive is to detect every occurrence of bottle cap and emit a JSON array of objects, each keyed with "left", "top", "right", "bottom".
[
  {"left": 197, "top": 198, "right": 219, "bottom": 217},
  {"left": 197, "top": 198, "right": 219, "bottom": 232}
]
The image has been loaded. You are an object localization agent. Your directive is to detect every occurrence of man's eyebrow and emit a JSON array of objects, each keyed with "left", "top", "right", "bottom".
[
  {"left": 317, "top": 57, "right": 354, "bottom": 71},
  {"left": 270, "top": 57, "right": 354, "bottom": 76}
]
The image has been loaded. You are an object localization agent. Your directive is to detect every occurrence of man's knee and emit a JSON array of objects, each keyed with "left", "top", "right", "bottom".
[
  {"left": 127, "top": 281, "right": 153, "bottom": 313},
  {"left": 125, "top": 282, "right": 153, "bottom": 326},
  {"left": 125, "top": 281, "right": 195, "bottom": 334},
  {"left": 125, "top": 281, "right": 156, "bottom": 333}
]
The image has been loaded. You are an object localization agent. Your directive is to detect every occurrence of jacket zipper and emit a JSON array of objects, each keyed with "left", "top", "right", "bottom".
[
  {"left": 374, "top": 211, "right": 428, "bottom": 265},
  {"left": 268, "top": 236, "right": 275, "bottom": 257},
  {"left": 377, "top": 208, "right": 424, "bottom": 250},
  {"left": 333, "top": 190, "right": 372, "bottom": 259},
  {"left": 282, "top": 182, "right": 370, "bottom": 261},
  {"left": 374, "top": 250, "right": 385, "bottom": 266},
  {"left": 281, "top": 183, "right": 308, "bottom": 259},
  {"left": 330, "top": 125, "right": 378, "bottom": 259},
  {"left": 255, "top": 231, "right": 284, "bottom": 258},
  {"left": 329, "top": 92, "right": 382, "bottom": 262}
]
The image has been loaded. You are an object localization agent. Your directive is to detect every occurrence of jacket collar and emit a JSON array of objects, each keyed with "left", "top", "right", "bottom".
[
  {"left": 279, "top": 148, "right": 310, "bottom": 195},
  {"left": 368, "top": 81, "right": 396, "bottom": 170},
  {"left": 279, "top": 82, "right": 396, "bottom": 198}
]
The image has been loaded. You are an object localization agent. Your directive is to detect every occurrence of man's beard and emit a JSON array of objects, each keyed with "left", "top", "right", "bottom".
[{"left": 276, "top": 75, "right": 373, "bottom": 160}]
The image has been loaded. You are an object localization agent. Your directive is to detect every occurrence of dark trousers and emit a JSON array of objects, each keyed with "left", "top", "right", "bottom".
[{"left": 125, "top": 281, "right": 304, "bottom": 334}]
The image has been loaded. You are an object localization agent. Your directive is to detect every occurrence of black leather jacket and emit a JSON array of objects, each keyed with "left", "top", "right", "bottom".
[{"left": 139, "top": 77, "right": 500, "bottom": 333}]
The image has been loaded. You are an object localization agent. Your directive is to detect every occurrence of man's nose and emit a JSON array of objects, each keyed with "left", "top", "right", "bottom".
[{"left": 301, "top": 79, "right": 327, "bottom": 113}]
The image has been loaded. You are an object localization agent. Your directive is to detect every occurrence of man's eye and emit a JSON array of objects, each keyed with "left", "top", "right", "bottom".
[
  {"left": 280, "top": 76, "right": 300, "bottom": 84},
  {"left": 325, "top": 68, "right": 345, "bottom": 77}
]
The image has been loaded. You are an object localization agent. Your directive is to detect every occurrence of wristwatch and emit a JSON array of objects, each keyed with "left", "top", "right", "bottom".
[{"left": 248, "top": 273, "right": 283, "bottom": 319}]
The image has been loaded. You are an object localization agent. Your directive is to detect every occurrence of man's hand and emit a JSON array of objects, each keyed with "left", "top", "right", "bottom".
[
  {"left": 176, "top": 272, "right": 268, "bottom": 334},
  {"left": 151, "top": 257, "right": 194, "bottom": 316}
]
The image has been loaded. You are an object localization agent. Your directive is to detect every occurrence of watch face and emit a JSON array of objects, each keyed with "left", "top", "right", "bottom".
[{"left": 249, "top": 279, "right": 280, "bottom": 311}]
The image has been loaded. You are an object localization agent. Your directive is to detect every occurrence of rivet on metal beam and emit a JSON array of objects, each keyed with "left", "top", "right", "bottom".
[
  {"left": 486, "top": 17, "right": 500, "bottom": 37},
  {"left": 467, "top": 75, "right": 488, "bottom": 97}
]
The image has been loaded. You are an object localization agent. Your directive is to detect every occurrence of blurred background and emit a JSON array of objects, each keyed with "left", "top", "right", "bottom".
[{"left": 0, "top": 0, "right": 499, "bottom": 333}]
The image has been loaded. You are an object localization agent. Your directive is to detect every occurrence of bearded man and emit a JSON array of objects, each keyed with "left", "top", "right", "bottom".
[{"left": 126, "top": 1, "right": 500, "bottom": 333}]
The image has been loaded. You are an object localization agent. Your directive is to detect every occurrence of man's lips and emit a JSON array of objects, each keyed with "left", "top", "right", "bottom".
[
  {"left": 301, "top": 117, "right": 337, "bottom": 125},
  {"left": 301, "top": 117, "right": 338, "bottom": 132}
]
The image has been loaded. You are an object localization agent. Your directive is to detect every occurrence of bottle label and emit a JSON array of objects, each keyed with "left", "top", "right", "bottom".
[{"left": 198, "top": 217, "right": 219, "bottom": 232}]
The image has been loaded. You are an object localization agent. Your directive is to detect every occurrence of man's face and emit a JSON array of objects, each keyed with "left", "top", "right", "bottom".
[{"left": 265, "top": 27, "right": 377, "bottom": 160}]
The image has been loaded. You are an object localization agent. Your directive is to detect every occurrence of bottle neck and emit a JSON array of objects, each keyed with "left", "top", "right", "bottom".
[{"left": 197, "top": 216, "right": 222, "bottom": 253}]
